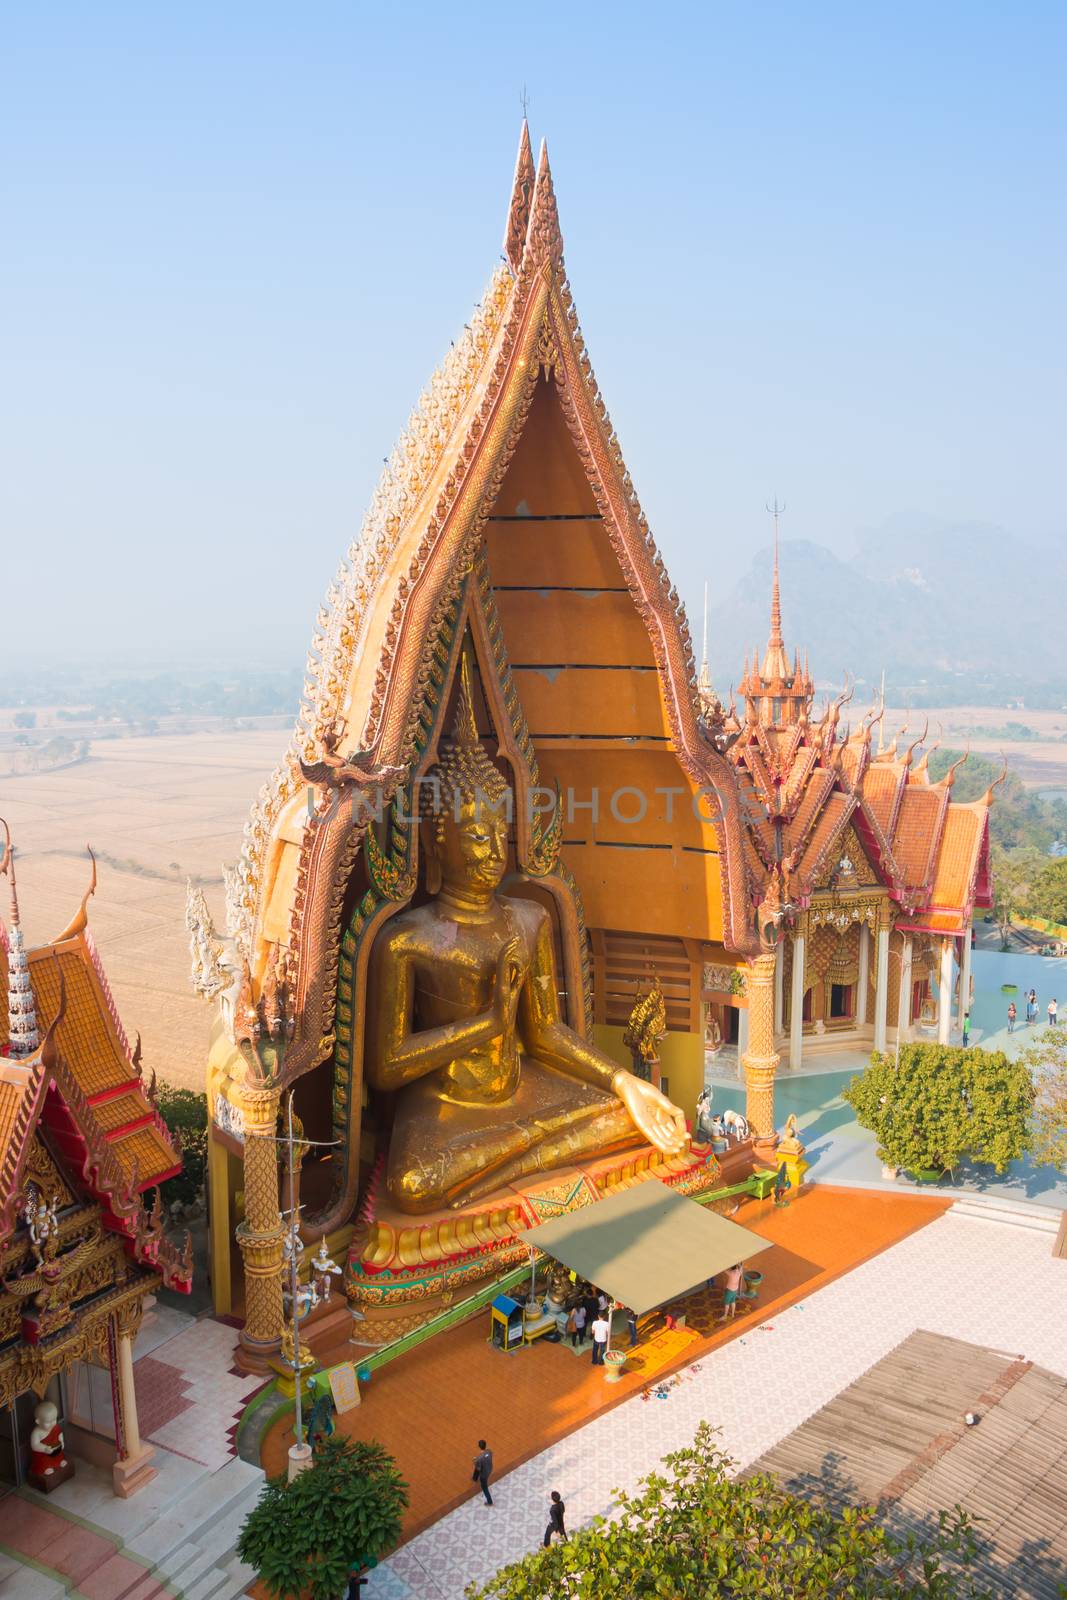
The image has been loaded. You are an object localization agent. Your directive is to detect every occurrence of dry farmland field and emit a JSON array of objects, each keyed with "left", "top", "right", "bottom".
[{"left": 0, "top": 729, "right": 287, "bottom": 1091}]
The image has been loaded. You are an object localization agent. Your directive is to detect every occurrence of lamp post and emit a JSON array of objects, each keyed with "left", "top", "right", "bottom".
[{"left": 270, "top": 1095, "right": 342, "bottom": 1479}]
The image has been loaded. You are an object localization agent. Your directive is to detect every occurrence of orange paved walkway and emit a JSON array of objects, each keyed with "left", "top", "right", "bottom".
[{"left": 261, "top": 1185, "right": 948, "bottom": 1544}]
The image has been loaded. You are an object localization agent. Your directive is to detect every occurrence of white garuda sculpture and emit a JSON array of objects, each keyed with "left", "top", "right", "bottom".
[{"left": 186, "top": 881, "right": 242, "bottom": 1033}]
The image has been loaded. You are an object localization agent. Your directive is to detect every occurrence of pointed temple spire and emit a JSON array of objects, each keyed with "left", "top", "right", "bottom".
[
  {"left": 699, "top": 580, "right": 711, "bottom": 691},
  {"left": 524, "top": 138, "right": 564, "bottom": 270},
  {"left": 503, "top": 119, "right": 536, "bottom": 272},
  {"left": 738, "top": 499, "right": 814, "bottom": 729},
  {"left": 0, "top": 820, "right": 40, "bottom": 1060}
]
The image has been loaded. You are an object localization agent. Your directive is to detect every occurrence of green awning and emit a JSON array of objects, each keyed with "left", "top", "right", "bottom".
[{"left": 519, "top": 1180, "right": 772, "bottom": 1317}]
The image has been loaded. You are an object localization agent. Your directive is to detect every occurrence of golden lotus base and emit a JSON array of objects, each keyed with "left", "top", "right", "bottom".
[{"left": 346, "top": 1138, "right": 720, "bottom": 1331}]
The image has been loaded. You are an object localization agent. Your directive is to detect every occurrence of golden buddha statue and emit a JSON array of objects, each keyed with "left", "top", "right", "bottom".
[{"left": 367, "top": 662, "right": 688, "bottom": 1214}]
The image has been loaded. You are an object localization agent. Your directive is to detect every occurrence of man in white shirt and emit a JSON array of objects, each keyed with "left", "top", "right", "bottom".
[{"left": 590, "top": 1311, "right": 610, "bottom": 1364}]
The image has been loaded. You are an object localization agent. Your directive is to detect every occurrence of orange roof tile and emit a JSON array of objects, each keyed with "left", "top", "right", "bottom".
[
  {"left": 892, "top": 786, "right": 948, "bottom": 891},
  {"left": 862, "top": 762, "right": 904, "bottom": 839},
  {"left": 929, "top": 804, "right": 987, "bottom": 914},
  {"left": 794, "top": 792, "right": 853, "bottom": 890},
  {"left": 785, "top": 769, "right": 837, "bottom": 857},
  {"left": 111, "top": 1124, "right": 179, "bottom": 1186},
  {"left": 2, "top": 946, "right": 129, "bottom": 1097},
  {"left": 91, "top": 1091, "right": 153, "bottom": 1133},
  {"left": 1, "top": 935, "right": 180, "bottom": 1191}
]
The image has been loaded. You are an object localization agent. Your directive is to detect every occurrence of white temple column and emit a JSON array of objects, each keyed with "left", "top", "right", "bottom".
[
  {"left": 857, "top": 923, "right": 870, "bottom": 1027},
  {"left": 938, "top": 937, "right": 954, "bottom": 1045},
  {"left": 898, "top": 933, "right": 913, "bottom": 1043},
  {"left": 111, "top": 1324, "right": 156, "bottom": 1498},
  {"left": 958, "top": 930, "right": 972, "bottom": 1032},
  {"left": 736, "top": 1004, "right": 749, "bottom": 1080},
  {"left": 774, "top": 943, "right": 784, "bottom": 1037},
  {"left": 873, "top": 923, "right": 890, "bottom": 1053},
  {"left": 789, "top": 931, "right": 805, "bottom": 1070}
]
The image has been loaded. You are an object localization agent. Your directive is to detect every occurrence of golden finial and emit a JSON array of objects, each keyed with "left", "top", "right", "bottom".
[
  {"left": 979, "top": 759, "right": 1008, "bottom": 805},
  {"left": 53, "top": 845, "right": 97, "bottom": 944}
]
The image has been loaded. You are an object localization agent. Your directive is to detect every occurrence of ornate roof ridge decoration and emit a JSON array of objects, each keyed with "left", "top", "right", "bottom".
[
  {"left": 525, "top": 139, "right": 564, "bottom": 271},
  {"left": 503, "top": 119, "right": 535, "bottom": 272},
  {"left": 225, "top": 260, "right": 514, "bottom": 958}
]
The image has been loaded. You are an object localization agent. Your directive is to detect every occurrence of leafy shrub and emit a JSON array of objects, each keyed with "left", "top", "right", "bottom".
[
  {"left": 238, "top": 1435, "right": 408, "bottom": 1600},
  {"left": 844, "top": 1043, "right": 1034, "bottom": 1176}
]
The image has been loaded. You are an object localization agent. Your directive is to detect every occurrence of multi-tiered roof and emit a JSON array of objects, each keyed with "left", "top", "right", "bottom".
[
  {"left": 0, "top": 833, "right": 191, "bottom": 1289},
  {"left": 724, "top": 557, "right": 995, "bottom": 935}
]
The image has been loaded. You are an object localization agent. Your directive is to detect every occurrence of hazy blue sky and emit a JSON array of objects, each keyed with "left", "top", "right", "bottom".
[{"left": 4, "top": 2, "right": 1064, "bottom": 668}]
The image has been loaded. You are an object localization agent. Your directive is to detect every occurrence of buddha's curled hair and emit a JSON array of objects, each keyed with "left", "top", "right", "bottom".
[{"left": 420, "top": 648, "right": 510, "bottom": 828}]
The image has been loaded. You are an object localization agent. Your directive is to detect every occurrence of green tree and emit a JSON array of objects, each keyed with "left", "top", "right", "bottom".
[
  {"left": 989, "top": 845, "right": 1042, "bottom": 948},
  {"left": 1013, "top": 1029, "right": 1067, "bottom": 1172},
  {"left": 1020, "top": 857, "right": 1067, "bottom": 926},
  {"left": 843, "top": 1043, "right": 1034, "bottom": 1176},
  {"left": 238, "top": 1435, "right": 408, "bottom": 1600},
  {"left": 155, "top": 1083, "right": 208, "bottom": 1207},
  {"left": 466, "top": 1423, "right": 990, "bottom": 1599}
]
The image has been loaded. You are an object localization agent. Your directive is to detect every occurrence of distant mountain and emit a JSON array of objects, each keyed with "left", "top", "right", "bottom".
[{"left": 703, "top": 519, "right": 1066, "bottom": 703}]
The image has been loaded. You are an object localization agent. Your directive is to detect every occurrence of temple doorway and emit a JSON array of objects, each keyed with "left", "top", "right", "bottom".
[{"left": 829, "top": 983, "right": 854, "bottom": 1021}]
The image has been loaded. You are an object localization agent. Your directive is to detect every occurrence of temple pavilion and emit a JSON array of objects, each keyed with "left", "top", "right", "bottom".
[
  {"left": 699, "top": 540, "right": 996, "bottom": 1069},
  {"left": 198, "top": 125, "right": 760, "bottom": 1361},
  {"left": 0, "top": 836, "right": 190, "bottom": 1496}
]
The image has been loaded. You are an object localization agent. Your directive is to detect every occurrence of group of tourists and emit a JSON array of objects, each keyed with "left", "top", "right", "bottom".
[
  {"left": 1007, "top": 989, "right": 1057, "bottom": 1032},
  {"left": 560, "top": 1284, "right": 638, "bottom": 1361}
]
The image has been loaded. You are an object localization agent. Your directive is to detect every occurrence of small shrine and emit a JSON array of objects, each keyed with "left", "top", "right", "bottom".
[{"left": 0, "top": 832, "right": 191, "bottom": 1496}]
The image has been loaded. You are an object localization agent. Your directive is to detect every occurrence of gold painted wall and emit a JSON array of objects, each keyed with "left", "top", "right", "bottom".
[{"left": 593, "top": 1023, "right": 705, "bottom": 1125}]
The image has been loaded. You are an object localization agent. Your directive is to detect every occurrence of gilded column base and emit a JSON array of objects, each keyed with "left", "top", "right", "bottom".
[
  {"left": 235, "top": 1218, "right": 286, "bottom": 1372},
  {"left": 742, "top": 1049, "right": 779, "bottom": 1156}
]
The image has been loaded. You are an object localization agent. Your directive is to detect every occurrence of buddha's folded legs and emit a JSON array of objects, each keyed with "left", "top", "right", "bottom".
[{"left": 385, "top": 1060, "right": 642, "bottom": 1213}]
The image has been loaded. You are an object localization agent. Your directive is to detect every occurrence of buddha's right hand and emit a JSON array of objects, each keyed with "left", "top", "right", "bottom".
[{"left": 492, "top": 937, "right": 525, "bottom": 1030}]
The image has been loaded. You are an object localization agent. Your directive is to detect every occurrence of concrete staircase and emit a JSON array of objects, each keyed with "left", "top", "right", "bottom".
[
  {"left": 952, "top": 1193, "right": 1063, "bottom": 1235},
  {"left": 125, "top": 1455, "right": 264, "bottom": 1598},
  {"left": 0, "top": 1454, "right": 263, "bottom": 1600}
]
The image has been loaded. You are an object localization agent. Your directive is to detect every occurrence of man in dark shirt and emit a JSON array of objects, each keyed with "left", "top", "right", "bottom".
[
  {"left": 473, "top": 1439, "right": 493, "bottom": 1505},
  {"left": 543, "top": 1489, "right": 567, "bottom": 1546}
]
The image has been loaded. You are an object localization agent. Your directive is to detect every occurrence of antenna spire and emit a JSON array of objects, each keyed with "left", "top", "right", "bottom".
[{"left": 766, "top": 497, "right": 785, "bottom": 651}]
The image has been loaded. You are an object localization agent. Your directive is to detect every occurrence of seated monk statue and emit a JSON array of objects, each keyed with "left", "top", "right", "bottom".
[{"left": 367, "top": 666, "right": 688, "bottom": 1214}]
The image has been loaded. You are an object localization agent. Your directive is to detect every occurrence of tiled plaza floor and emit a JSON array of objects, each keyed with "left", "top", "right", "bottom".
[
  {"left": 133, "top": 1302, "right": 265, "bottom": 1470},
  {"left": 364, "top": 1204, "right": 1067, "bottom": 1599},
  {"left": 261, "top": 1186, "right": 946, "bottom": 1544}
]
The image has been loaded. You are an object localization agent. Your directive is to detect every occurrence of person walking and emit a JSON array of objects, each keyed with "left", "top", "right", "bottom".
[
  {"left": 717, "top": 1263, "right": 744, "bottom": 1325},
  {"left": 1049, "top": 998, "right": 1059, "bottom": 1027},
  {"left": 590, "top": 1309, "right": 610, "bottom": 1364},
  {"left": 570, "top": 1302, "right": 586, "bottom": 1348},
  {"left": 543, "top": 1490, "right": 568, "bottom": 1547},
  {"left": 961, "top": 1012, "right": 970, "bottom": 1047},
  {"left": 472, "top": 1439, "right": 493, "bottom": 1506},
  {"left": 1007, "top": 1001, "right": 1017, "bottom": 1033},
  {"left": 623, "top": 1306, "right": 639, "bottom": 1348}
]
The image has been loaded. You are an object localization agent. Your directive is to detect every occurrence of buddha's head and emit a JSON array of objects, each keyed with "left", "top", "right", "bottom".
[{"left": 421, "top": 648, "right": 512, "bottom": 897}]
